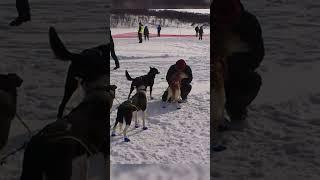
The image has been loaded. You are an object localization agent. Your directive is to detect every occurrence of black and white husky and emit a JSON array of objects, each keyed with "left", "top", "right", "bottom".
[
  {"left": 20, "top": 51, "right": 116, "bottom": 180},
  {"left": 20, "top": 79, "right": 117, "bottom": 180},
  {"left": 111, "top": 85, "right": 147, "bottom": 142},
  {"left": 49, "top": 26, "right": 111, "bottom": 119}
]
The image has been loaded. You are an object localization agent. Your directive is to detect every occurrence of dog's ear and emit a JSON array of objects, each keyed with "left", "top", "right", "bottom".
[
  {"left": 110, "top": 85, "right": 117, "bottom": 90},
  {"left": 7, "top": 73, "right": 23, "bottom": 87},
  {"left": 106, "top": 85, "right": 117, "bottom": 91},
  {"left": 74, "top": 76, "right": 84, "bottom": 84}
]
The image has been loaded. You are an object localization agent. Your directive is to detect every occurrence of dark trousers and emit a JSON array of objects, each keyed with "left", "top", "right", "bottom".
[
  {"left": 157, "top": 31, "right": 160, "bottom": 37},
  {"left": 225, "top": 71, "right": 261, "bottom": 119},
  {"left": 138, "top": 33, "right": 142, "bottom": 43},
  {"left": 144, "top": 34, "right": 149, "bottom": 40},
  {"left": 162, "top": 83, "right": 192, "bottom": 101},
  {"left": 16, "top": 0, "right": 30, "bottom": 17},
  {"left": 110, "top": 49, "right": 119, "bottom": 68},
  {"left": 199, "top": 33, "right": 203, "bottom": 40}
]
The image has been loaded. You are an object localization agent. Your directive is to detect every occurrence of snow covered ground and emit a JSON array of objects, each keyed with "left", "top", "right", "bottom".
[
  {"left": 212, "top": 0, "right": 320, "bottom": 179},
  {"left": 0, "top": 0, "right": 108, "bottom": 179},
  {"left": 111, "top": 164, "right": 210, "bottom": 180},
  {"left": 0, "top": 0, "right": 210, "bottom": 178},
  {"left": 1, "top": 0, "right": 319, "bottom": 179},
  {"left": 110, "top": 27, "right": 210, "bottom": 164}
]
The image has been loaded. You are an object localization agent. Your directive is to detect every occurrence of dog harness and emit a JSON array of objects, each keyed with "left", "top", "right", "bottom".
[
  {"left": 120, "top": 100, "right": 140, "bottom": 111},
  {"left": 53, "top": 135, "right": 94, "bottom": 156}
]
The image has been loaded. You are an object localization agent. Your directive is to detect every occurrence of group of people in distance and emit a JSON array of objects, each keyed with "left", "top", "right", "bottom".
[
  {"left": 138, "top": 22, "right": 162, "bottom": 43},
  {"left": 137, "top": 22, "right": 206, "bottom": 43},
  {"left": 195, "top": 25, "right": 204, "bottom": 40}
]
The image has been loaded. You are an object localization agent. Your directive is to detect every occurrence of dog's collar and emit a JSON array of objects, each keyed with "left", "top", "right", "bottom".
[
  {"left": 147, "top": 72, "right": 158, "bottom": 77},
  {"left": 137, "top": 86, "right": 147, "bottom": 92}
]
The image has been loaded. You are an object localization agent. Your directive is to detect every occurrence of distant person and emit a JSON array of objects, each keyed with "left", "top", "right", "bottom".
[
  {"left": 10, "top": 0, "right": 31, "bottom": 26},
  {"left": 195, "top": 26, "right": 199, "bottom": 37},
  {"left": 110, "top": 31, "right": 120, "bottom": 70},
  {"left": 162, "top": 59, "right": 193, "bottom": 103},
  {"left": 138, "top": 22, "right": 144, "bottom": 43},
  {"left": 144, "top": 26, "right": 149, "bottom": 41},
  {"left": 199, "top": 26, "right": 204, "bottom": 40},
  {"left": 157, "top": 24, "right": 161, "bottom": 37}
]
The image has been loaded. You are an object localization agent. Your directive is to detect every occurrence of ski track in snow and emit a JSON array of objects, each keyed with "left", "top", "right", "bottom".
[{"left": 110, "top": 33, "right": 210, "bottom": 164}]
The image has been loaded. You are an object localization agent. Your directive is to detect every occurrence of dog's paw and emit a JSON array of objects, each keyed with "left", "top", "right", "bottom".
[
  {"left": 135, "top": 125, "right": 140, "bottom": 128},
  {"left": 124, "top": 137, "right": 130, "bottom": 142},
  {"left": 111, "top": 133, "right": 116, "bottom": 136},
  {"left": 143, "top": 127, "right": 148, "bottom": 130},
  {"left": 150, "top": 97, "right": 154, "bottom": 100}
]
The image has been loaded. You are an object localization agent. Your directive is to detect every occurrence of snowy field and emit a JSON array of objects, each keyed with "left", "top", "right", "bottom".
[
  {"left": 111, "top": 164, "right": 210, "bottom": 180},
  {"left": 0, "top": 0, "right": 210, "bottom": 178},
  {"left": 2, "top": 0, "right": 319, "bottom": 179},
  {"left": 110, "top": 27, "right": 210, "bottom": 164},
  {"left": 212, "top": 0, "right": 320, "bottom": 179},
  {"left": 0, "top": 0, "right": 108, "bottom": 179}
]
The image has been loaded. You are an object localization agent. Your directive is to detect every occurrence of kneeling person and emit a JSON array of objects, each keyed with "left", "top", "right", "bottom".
[{"left": 162, "top": 59, "right": 193, "bottom": 103}]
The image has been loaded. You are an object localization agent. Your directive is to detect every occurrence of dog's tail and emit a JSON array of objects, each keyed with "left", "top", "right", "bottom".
[
  {"left": 49, "top": 26, "right": 74, "bottom": 61},
  {"left": 125, "top": 70, "right": 134, "bottom": 81}
]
